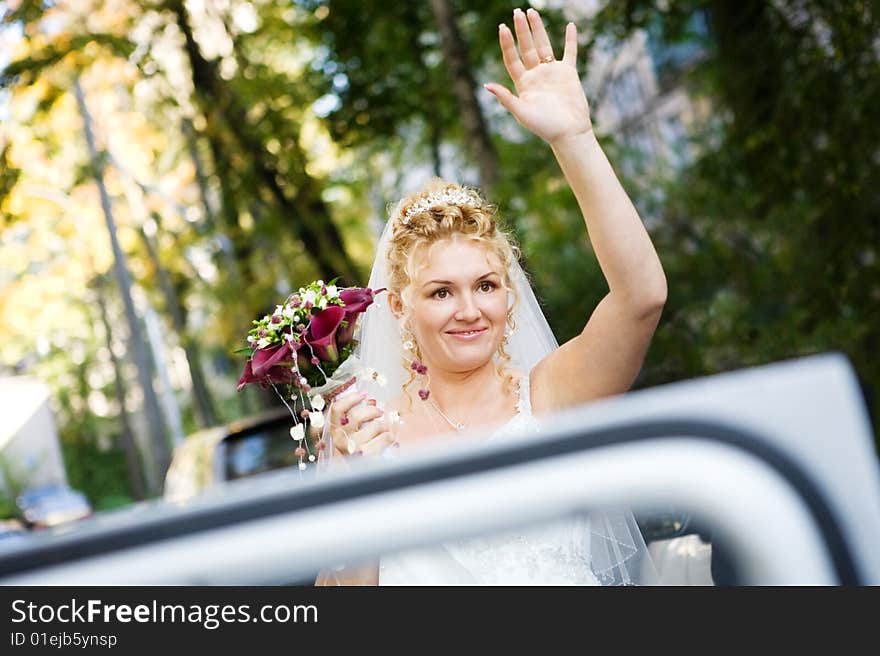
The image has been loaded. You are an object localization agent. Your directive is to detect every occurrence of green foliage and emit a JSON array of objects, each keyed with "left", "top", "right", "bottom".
[
  {"left": 0, "top": 33, "right": 135, "bottom": 89},
  {"left": 590, "top": 1, "right": 880, "bottom": 442},
  {"left": 3, "top": 0, "right": 877, "bottom": 515},
  {"left": 59, "top": 423, "right": 135, "bottom": 509},
  {"left": 0, "top": 456, "right": 29, "bottom": 520}
]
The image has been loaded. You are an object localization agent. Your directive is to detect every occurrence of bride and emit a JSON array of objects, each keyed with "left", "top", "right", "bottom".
[{"left": 315, "top": 7, "right": 667, "bottom": 585}]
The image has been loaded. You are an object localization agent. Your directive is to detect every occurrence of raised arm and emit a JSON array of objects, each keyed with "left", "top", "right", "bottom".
[{"left": 485, "top": 8, "right": 667, "bottom": 410}]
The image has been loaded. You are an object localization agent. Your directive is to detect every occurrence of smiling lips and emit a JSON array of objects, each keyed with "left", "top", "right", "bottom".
[{"left": 446, "top": 327, "right": 488, "bottom": 340}]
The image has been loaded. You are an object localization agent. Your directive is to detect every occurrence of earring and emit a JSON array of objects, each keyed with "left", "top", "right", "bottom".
[
  {"left": 400, "top": 324, "right": 416, "bottom": 352},
  {"left": 499, "top": 310, "right": 514, "bottom": 350},
  {"left": 401, "top": 324, "right": 430, "bottom": 400}
]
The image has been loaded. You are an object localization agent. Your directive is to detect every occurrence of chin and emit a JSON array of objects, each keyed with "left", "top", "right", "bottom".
[{"left": 443, "top": 344, "right": 501, "bottom": 370}]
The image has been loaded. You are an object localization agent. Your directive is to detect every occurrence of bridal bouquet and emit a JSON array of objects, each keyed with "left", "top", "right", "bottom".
[{"left": 236, "top": 279, "right": 386, "bottom": 469}]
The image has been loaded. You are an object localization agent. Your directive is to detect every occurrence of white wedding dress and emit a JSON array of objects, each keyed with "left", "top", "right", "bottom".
[{"left": 378, "top": 373, "right": 602, "bottom": 586}]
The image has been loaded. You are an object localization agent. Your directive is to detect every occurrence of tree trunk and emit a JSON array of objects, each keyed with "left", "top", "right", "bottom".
[
  {"left": 93, "top": 278, "right": 147, "bottom": 501},
  {"left": 74, "top": 77, "right": 171, "bottom": 496},
  {"left": 139, "top": 218, "right": 218, "bottom": 428},
  {"left": 170, "top": 0, "right": 363, "bottom": 286},
  {"left": 181, "top": 117, "right": 242, "bottom": 280},
  {"left": 429, "top": 0, "right": 499, "bottom": 193},
  {"left": 402, "top": 1, "right": 445, "bottom": 177}
]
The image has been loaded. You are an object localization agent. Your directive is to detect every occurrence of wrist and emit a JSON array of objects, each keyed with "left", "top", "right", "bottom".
[{"left": 549, "top": 127, "right": 597, "bottom": 150}]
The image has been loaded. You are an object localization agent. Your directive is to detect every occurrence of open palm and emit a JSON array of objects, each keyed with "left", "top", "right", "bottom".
[{"left": 486, "top": 8, "right": 592, "bottom": 145}]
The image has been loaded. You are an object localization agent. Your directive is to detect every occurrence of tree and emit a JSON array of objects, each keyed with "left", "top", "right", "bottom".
[{"left": 589, "top": 1, "right": 880, "bottom": 443}]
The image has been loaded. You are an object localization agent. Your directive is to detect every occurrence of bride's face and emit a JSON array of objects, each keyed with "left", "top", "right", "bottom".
[{"left": 394, "top": 239, "right": 509, "bottom": 373}]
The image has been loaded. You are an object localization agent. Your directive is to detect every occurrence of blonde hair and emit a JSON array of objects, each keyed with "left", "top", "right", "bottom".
[{"left": 385, "top": 178, "right": 522, "bottom": 412}]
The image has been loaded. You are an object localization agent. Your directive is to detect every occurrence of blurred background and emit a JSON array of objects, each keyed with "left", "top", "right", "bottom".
[{"left": 0, "top": 0, "right": 877, "bottom": 528}]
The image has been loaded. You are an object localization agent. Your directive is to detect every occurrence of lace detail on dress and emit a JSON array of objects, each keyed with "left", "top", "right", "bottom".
[
  {"left": 379, "top": 372, "right": 601, "bottom": 585},
  {"left": 441, "top": 515, "right": 599, "bottom": 585},
  {"left": 488, "top": 373, "right": 540, "bottom": 441},
  {"left": 517, "top": 371, "right": 531, "bottom": 414}
]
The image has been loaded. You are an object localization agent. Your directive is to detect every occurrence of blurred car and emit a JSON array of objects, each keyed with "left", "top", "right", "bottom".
[
  {"left": 0, "top": 519, "right": 26, "bottom": 543},
  {"left": 163, "top": 406, "right": 298, "bottom": 502},
  {"left": 15, "top": 484, "right": 92, "bottom": 529}
]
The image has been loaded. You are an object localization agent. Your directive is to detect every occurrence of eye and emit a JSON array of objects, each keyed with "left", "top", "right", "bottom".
[
  {"left": 479, "top": 280, "right": 497, "bottom": 292},
  {"left": 432, "top": 287, "right": 450, "bottom": 299}
]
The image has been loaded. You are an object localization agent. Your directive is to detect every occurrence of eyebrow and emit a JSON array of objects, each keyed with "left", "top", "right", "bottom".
[{"left": 423, "top": 271, "right": 499, "bottom": 288}]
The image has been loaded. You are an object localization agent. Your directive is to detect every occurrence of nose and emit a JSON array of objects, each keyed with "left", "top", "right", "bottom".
[{"left": 454, "top": 291, "right": 481, "bottom": 322}]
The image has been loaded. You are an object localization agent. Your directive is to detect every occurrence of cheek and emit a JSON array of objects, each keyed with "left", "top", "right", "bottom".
[
  {"left": 412, "top": 301, "right": 447, "bottom": 335},
  {"left": 485, "top": 293, "right": 509, "bottom": 322}
]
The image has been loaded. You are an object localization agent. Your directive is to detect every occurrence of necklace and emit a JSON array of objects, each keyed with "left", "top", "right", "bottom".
[{"left": 428, "top": 397, "right": 469, "bottom": 433}]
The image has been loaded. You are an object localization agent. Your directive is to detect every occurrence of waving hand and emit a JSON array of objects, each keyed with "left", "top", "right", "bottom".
[{"left": 485, "top": 8, "right": 593, "bottom": 145}]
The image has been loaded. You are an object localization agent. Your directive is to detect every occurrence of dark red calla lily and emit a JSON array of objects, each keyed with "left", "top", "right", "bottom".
[
  {"left": 336, "top": 287, "right": 385, "bottom": 346},
  {"left": 237, "top": 353, "right": 298, "bottom": 391},
  {"left": 251, "top": 342, "right": 295, "bottom": 378},
  {"left": 304, "top": 305, "right": 345, "bottom": 363},
  {"left": 236, "top": 359, "right": 256, "bottom": 392},
  {"left": 338, "top": 287, "right": 380, "bottom": 314}
]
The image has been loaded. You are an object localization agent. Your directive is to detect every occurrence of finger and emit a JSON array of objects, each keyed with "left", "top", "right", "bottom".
[
  {"left": 352, "top": 420, "right": 390, "bottom": 453},
  {"left": 512, "top": 7, "right": 538, "bottom": 68},
  {"left": 484, "top": 82, "right": 523, "bottom": 117},
  {"left": 360, "top": 431, "right": 396, "bottom": 457},
  {"left": 329, "top": 391, "right": 368, "bottom": 422},
  {"left": 562, "top": 21, "right": 578, "bottom": 67},
  {"left": 498, "top": 23, "right": 525, "bottom": 85},
  {"left": 526, "top": 8, "right": 554, "bottom": 62},
  {"left": 346, "top": 404, "right": 384, "bottom": 430}
]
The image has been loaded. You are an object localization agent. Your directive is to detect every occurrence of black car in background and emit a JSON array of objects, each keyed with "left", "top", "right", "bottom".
[{"left": 164, "top": 406, "right": 297, "bottom": 502}]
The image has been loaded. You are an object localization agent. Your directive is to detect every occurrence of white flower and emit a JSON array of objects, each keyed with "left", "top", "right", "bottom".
[
  {"left": 282, "top": 305, "right": 297, "bottom": 319},
  {"left": 257, "top": 337, "right": 270, "bottom": 349},
  {"left": 316, "top": 279, "right": 324, "bottom": 286},
  {"left": 247, "top": 335, "right": 256, "bottom": 344},
  {"left": 317, "top": 297, "right": 328, "bottom": 310},
  {"left": 310, "top": 394, "right": 325, "bottom": 412},
  {"left": 309, "top": 411, "right": 325, "bottom": 429},
  {"left": 302, "top": 289, "right": 317, "bottom": 306},
  {"left": 289, "top": 424, "right": 305, "bottom": 441},
  {"left": 326, "top": 285, "right": 338, "bottom": 298}
]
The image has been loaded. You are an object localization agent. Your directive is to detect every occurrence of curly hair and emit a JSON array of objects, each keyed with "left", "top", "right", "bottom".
[{"left": 385, "top": 178, "right": 524, "bottom": 412}]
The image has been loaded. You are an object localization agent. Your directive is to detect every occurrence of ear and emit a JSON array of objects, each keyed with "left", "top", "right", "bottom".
[{"left": 387, "top": 290, "right": 404, "bottom": 320}]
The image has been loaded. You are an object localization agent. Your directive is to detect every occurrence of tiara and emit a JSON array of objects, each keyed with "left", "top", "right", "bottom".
[{"left": 400, "top": 188, "right": 480, "bottom": 225}]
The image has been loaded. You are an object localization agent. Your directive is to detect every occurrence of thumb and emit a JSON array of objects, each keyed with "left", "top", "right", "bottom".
[{"left": 484, "top": 83, "right": 521, "bottom": 114}]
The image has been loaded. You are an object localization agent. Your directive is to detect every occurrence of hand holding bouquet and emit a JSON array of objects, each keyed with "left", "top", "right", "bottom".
[{"left": 237, "top": 279, "right": 397, "bottom": 470}]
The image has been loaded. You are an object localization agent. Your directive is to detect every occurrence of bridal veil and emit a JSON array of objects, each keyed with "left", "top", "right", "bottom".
[{"left": 348, "top": 201, "right": 661, "bottom": 585}]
